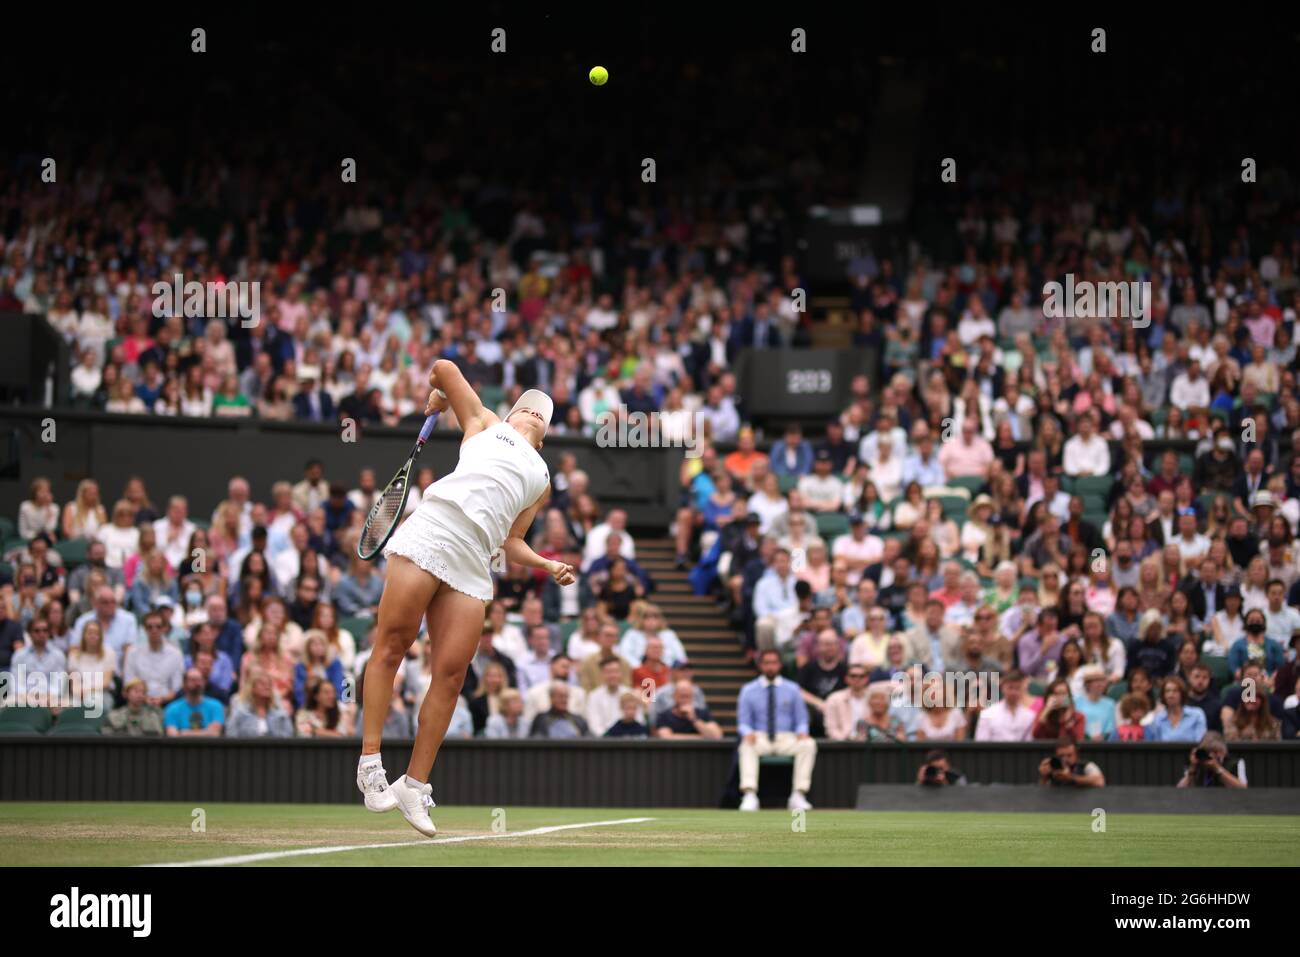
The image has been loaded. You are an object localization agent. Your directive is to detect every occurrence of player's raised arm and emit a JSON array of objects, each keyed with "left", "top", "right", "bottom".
[
  {"left": 428, "top": 358, "right": 498, "bottom": 437},
  {"left": 501, "top": 487, "right": 575, "bottom": 584}
]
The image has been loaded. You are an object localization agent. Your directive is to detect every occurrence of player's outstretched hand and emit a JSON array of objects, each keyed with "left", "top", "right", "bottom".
[{"left": 548, "top": 561, "right": 576, "bottom": 586}]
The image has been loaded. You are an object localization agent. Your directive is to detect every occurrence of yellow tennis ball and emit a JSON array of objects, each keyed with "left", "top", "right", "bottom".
[{"left": 589, "top": 65, "right": 608, "bottom": 86}]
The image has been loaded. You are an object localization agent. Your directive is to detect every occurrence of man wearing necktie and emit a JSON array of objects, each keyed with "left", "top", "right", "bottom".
[{"left": 736, "top": 649, "right": 817, "bottom": 811}]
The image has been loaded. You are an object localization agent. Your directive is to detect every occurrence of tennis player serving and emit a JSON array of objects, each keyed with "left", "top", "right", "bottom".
[{"left": 356, "top": 359, "right": 575, "bottom": 835}]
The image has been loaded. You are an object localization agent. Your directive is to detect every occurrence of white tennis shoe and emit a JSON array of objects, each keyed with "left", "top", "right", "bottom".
[
  {"left": 389, "top": 775, "right": 438, "bottom": 837},
  {"left": 787, "top": 791, "right": 813, "bottom": 812},
  {"left": 357, "top": 762, "right": 398, "bottom": 813},
  {"left": 739, "top": 791, "right": 760, "bottom": 812}
]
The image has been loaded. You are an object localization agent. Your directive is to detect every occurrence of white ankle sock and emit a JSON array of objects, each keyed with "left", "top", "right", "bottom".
[{"left": 358, "top": 753, "right": 382, "bottom": 770}]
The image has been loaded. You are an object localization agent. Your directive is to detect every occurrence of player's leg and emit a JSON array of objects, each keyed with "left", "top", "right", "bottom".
[
  {"left": 356, "top": 555, "right": 439, "bottom": 811},
  {"left": 407, "top": 587, "right": 486, "bottom": 781},
  {"left": 387, "top": 586, "right": 486, "bottom": 835}
]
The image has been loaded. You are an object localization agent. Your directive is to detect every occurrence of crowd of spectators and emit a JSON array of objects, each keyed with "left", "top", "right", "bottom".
[
  {"left": 0, "top": 458, "right": 735, "bottom": 742},
  {"left": 4, "top": 53, "right": 1300, "bottom": 780}
]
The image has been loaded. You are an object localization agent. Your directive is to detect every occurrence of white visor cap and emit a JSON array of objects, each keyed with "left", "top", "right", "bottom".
[{"left": 507, "top": 389, "right": 554, "bottom": 430}]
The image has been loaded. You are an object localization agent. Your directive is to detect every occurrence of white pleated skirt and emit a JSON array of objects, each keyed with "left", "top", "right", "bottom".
[{"left": 383, "top": 495, "right": 495, "bottom": 601}]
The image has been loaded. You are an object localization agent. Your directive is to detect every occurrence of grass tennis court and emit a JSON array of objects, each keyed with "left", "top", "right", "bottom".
[{"left": 3, "top": 803, "right": 1297, "bottom": 866}]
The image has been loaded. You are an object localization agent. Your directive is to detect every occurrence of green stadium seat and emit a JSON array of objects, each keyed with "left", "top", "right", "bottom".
[
  {"left": 760, "top": 754, "right": 795, "bottom": 766},
  {"left": 1149, "top": 408, "right": 1168, "bottom": 429},
  {"left": 54, "top": 538, "right": 90, "bottom": 569},
  {"left": 1080, "top": 494, "right": 1108, "bottom": 513},
  {"left": 778, "top": 474, "right": 799, "bottom": 494},
  {"left": 479, "top": 385, "right": 506, "bottom": 413},
  {"left": 948, "top": 476, "right": 985, "bottom": 496},
  {"left": 50, "top": 709, "right": 106, "bottom": 735},
  {"left": 1018, "top": 576, "right": 1040, "bottom": 590},
  {"left": 936, "top": 496, "right": 969, "bottom": 521},
  {"left": 557, "top": 620, "right": 579, "bottom": 645},
  {"left": 1073, "top": 476, "right": 1114, "bottom": 498},
  {"left": 1027, "top": 680, "right": 1047, "bottom": 697},
  {"left": 1106, "top": 680, "right": 1129, "bottom": 701},
  {"left": 0, "top": 517, "right": 15, "bottom": 541},
  {"left": 1178, "top": 454, "right": 1194, "bottom": 475},
  {"left": 339, "top": 616, "right": 375, "bottom": 645},
  {"left": 1202, "top": 656, "right": 1232, "bottom": 688},
  {"left": 815, "top": 512, "right": 851, "bottom": 539},
  {"left": 0, "top": 706, "right": 54, "bottom": 734}
]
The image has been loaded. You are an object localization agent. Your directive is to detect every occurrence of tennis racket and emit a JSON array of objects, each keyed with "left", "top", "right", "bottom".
[{"left": 356, "top": 411, "right": 440, "bottom": 561}]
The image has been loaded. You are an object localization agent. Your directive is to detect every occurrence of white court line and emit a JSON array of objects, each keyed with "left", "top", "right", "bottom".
[{"left": 144, "top": 816, "right": 658, "bottom": 867}]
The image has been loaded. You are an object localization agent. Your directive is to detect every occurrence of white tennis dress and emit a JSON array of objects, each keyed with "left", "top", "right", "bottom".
[{"left": 384, "top": 421, "right": 551, "bottom": 600}]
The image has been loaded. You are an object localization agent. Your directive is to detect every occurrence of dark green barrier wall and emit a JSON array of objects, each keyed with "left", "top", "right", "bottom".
[
  {"left": 0, "top": 408, "right": 680, "bottom": 529},
  {"left": 1, "top": 738, "right": 1295, "bottom": 808},
  {"left": 0, "top": 407, "right": 1200, "bottom": 536}
]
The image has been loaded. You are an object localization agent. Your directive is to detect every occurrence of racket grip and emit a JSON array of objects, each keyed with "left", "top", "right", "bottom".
[{"left": 417, "top": 413, "right": 439, "bottom": 444}]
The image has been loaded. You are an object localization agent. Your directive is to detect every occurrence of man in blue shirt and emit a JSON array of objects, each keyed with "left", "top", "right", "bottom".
[
  {"left": 71, "top": 586, "right": 140, "bottom": 658},
  {"left": 736, "top": 649, "right": 817, "bottom": 812},
  {"left": 163, "top": 668, "right": 225, "bottom": 737},
  {"left": 901, "top": 430, "right": 945, "bottom": 490},
  {"left": 769, "top": 424, "right": 814, "bottom": 478}
]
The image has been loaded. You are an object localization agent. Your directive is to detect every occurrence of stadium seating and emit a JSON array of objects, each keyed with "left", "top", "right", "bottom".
[
  {"left": 1202, "top": 656, "right": 1232, "bottom": 688},
  {"left": 1072, "top": 476, "right": 1114, "bottom": 498},
  {"left": 815, "top": 512, "right": 851, "bottom": 540},
  {"left": 49, "top": 709, "right": 106, "bottom": 735},
  {"left": 0, "top": 707, "right": 54, "bottom": 734},
  {"left": 54, "top": 538, "right": 89, "bottom": 569},
  {"left": 947, "top": 476, "right": 985, "bottom": 497},
  {"left": 340, "top": 617, "right": 374, "bottom": 644}
]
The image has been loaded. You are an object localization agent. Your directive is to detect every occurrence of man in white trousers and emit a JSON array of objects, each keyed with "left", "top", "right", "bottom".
[{"left": 736, "top": 648, "right": 817, "bottom": 811}]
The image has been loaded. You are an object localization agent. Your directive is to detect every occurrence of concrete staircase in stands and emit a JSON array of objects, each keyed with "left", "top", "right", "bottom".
[{"left": 634, "top": 537, "right": 754, "bottom": 734}]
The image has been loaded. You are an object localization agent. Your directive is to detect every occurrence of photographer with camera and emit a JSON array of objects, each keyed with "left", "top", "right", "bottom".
[
  {"left": 916, "top": 748, "right": 967, "bottom": 787},
  {"left": 1037, "top": 737, "right": 1106, "bottom": 788},
  {"left": 1176, "top": 731, "right": 1246, "bottom": 788}
]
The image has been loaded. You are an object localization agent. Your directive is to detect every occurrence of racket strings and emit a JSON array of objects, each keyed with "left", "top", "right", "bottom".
[{"left": 360, "top": 479, "right": 407, "bottom": 555}]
